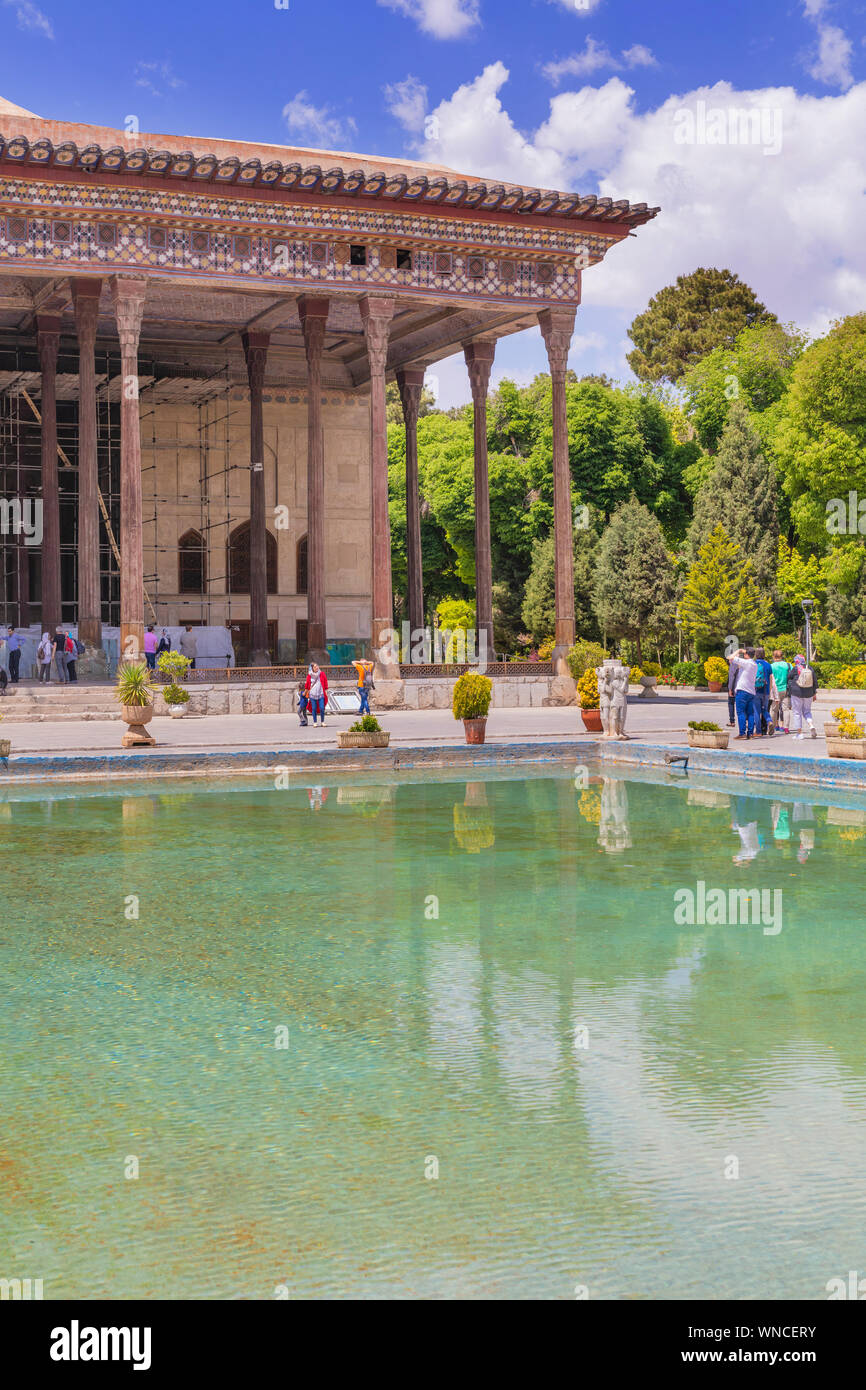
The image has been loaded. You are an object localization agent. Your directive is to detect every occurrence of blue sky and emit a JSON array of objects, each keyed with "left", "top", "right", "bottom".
[{"left": 1, "top": 0, "right": 864, "bottom": 404}]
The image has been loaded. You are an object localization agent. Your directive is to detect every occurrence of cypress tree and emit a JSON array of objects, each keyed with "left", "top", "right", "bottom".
[
  {"left": 592, "top": 498, "right": 676, "bottom": 662},
  {"left": 680, "top": 523, "right": 773, "bottom": 652},
  {"left": 687, "top": 400, "right": 778, "bottom": 590}
]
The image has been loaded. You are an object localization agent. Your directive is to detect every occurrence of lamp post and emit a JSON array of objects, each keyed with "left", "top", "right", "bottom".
[{"left": 801, "top": 598, "right": 814, "bottom": 665}]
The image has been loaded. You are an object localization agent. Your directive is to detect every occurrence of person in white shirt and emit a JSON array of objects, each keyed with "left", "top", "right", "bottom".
[{"left": 731, "top": 648, "right": 758, "bottom": 740}]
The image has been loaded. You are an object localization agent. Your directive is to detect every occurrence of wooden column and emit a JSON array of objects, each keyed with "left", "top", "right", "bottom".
[
  {"left": 396, "top": 366, "right": 425, "bottom": 634},
  {"left": 298, "top": 297, "right": 329, "bottom": 663},
  {"left": 360, "top": 295, "right": 397, "bottom": 678},
  {"left": 71, "top": 277, "right": 103, "bottom": 652},
  {"left": 539, "top": 307, "right": 577, "bottom": 668},
  {"left": 463, "top": 340, "right": 496, "bottom": 658},
  {"left": 36, "top": 314, "right": 62, "bottom": 635},
  {"left": 110, "top": 276, "right": 147, "bottom": 662},
  {"left": 241, "top": 331, "right": 271, "bottom": 667}
]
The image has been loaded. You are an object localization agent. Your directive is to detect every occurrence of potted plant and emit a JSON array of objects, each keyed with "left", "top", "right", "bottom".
[
  {"left": 164, "top": 684, "right": 191, "bottom": 718},
  {"left": 337, "top": 713, "right": 391, "bottom": 749},
  {"left": 452, "top": 671, "right": 492, "bottom": 744},
  {"left": 825, "top": 704, "right": 849, "bottom": 739},
  {"left": 687, "top": 719, "right": 730, "bottom": 750},
  {"left": 826, "top": 709, "right": 866, "bottom": 760},
  {"left": 704, "top": 655, "right": 728, "bottom": 693},
  {"left": 157, "top": 650, "right": 192, "bottom": 683},
  {"left": 577, "top": 667, "right": 602, "bottom": 732},
  {"left": 116, "top": 662, "right": 156, "bottom": 748}
]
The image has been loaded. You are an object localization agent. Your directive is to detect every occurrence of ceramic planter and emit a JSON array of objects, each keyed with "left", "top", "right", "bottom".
[
  {"left": 687, "top": 729, "right": 730, "bottom": 750},
  {"left": 826, "top": 736, "right": 866, "bottom": 760},
  {"left": 581, "top": 707, "right": 603, "bottom": 733},
  {"left": 168, "top": 705, "right": 187, "bottom": 719},
  {"left": 462, "top": 718, "right": 487, "bottom": 745},
  {"left": 120, "top": 703, "right": 155, "bottom": 748},
  {"left": 639, "top": 675, "right": 658, "bottom": 689},
  {"left": 337, "top": 731, "right": 391, "bottom": 749}
]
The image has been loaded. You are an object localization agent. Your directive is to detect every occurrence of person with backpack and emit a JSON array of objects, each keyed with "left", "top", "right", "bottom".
[
  {"left": 770, "top": 650, "right": 792, "bottom": 734},
  {"left": 352, "top": 658, "right": 375, "bottom": 715},
  {"left": 753, "top": 646, "right": 774, "bottom": 736},
  {"left": 37, "top": 631, "right": 53, "bottom": 683},
  {"left": 789, "top": 654, "right": 818, "bottom": 739},
  {"left": 65, "top": 632, "right": 80, "bottom": 682}
]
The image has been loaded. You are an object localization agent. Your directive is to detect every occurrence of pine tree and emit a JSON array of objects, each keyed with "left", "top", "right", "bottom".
[
  {"left": 521, "top": 527, "right": 599, "bottom": 643},
  {"left": 680, "top": 524, "right": 773, "bottom": 652},
  {"left": 687, "top": 400, "right": 778, "bottom": 590},
  {"left": 592, "top": 498, "right": 676, "bottom": 662}
]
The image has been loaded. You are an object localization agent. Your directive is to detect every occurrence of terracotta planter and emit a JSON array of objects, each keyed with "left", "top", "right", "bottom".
[
  {"left": 120, "top": 703, "right": 155, "bottom": 748},
  {"left": 0, "top": 738, "right": 10, "bottom": 758},
  {"left": 707, "top": 680, "right": 722, "bottom": 692},
  {"left": 826, "top": 737, "right": 866, "bottom": 760},
  {"left": 687, "top": 729, "right": 730, "bottom": 750},
  {"left": 462, "top": 718, "right": 487, "bottom": 745},
  {"left": 580, "top": 707, "right": 603, "bottom": 733},
  {"left": 336, "top": 731, "right": 390, "bottom": 749}
]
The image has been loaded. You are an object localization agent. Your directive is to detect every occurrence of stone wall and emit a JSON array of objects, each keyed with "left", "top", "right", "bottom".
[{"left": 153, "top": 674, "right": 575, "bottom": 716}]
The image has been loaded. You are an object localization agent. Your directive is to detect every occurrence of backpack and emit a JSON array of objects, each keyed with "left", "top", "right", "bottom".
[
  {"left": 75, "top": 638, "right": 85, "bottom": 656},
  {"left": 755, "top": 661, "right": 767, "bottom": 691}
]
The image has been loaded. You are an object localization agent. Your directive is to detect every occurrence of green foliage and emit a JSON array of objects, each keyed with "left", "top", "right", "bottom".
[
  {"left": 673, "top": 660, "right": 701, "bottom": 685},
  {"left": 627, "top": 268, "right": 776, "bottom": 383},
  {"left": 593, "top": 498, "right": 676, "bottom": 659},
  {"left": 156, "top": 650, "right": 191, "bottom": 683},
  {"left": 774, "top": 314, "right": 866, "bottom": 545},
  {"left": 688, "top": 720, "right": 723, "bottom": 732},
  {"left": 704, "top": 655, "right": 729, "bottom": 683},
  {"left": 681, "top": 321, "right": 807, "bottom": 452},
  {"left": 763, "top": 632, "right": 803, "bottom": 662},
  {"left": 452, "top": 672, "right": 492, "bottom": 720},
  {"left": 566, "top": 640, "right": 607, "bottom": 681},
  {"left": 687, "top": 401, "right": 778, "bottom": 590},
  {"left": 812, "top": 626, "right": 863, "bottom": 664},
  {"left": 680, "top": 524, "right": 773, "bottom": 650},
  {"left": 641, "top": 661, "right": 662, "bottom": 677},
  {"left": 115, "top": 662, "right": 153, "bottom": 707},
  {"left": 576, "top": 667, "right": 599, "bottom": 709},
  {"left": 776, "top": 538, "right": 825, "bottom": 608},
  {"left": 349, "top": 714, "right": 383, "bottom": 732},
  {"left": 520, "top": 526, "right": 600, "bottom": 643},
  {"left": 163, "top": 683, "right": 190, "bottom": 706}
]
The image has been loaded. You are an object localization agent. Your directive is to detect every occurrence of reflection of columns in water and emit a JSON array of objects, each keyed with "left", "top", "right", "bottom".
[{"left": 598, "top": 777, "right": 632, "bottom": 854}]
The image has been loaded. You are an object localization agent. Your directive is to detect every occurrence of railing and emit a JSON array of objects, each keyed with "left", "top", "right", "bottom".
[{"left": 158, "top": 661, "right": 555, "bottom": 684}]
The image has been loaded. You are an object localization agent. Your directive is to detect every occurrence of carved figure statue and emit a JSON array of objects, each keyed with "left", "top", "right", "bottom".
[{"left": 597, "top": 659, "right": 630, "bottom": 739}]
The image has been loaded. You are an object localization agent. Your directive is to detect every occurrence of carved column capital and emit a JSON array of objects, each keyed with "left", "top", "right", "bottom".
[
  {"left": 463, "top": 339, "right": 496, "bottom": 402},
  {"left": 396, "top": 366, "right": 425, "bottom": 430},
  {"left": 538, "top": 306, "right": 577, "bottom": 378},
  {"left": 360, "top": 295, "right": 395, "bottom": 376},
  {"left": 110, "top": 276, "right": 147, "bottom": 357},
  {"left": 242, "top": 330, "right": 270, "bottom": 395},
  {"left": 298, "top": 296, "right": 329, "bottom": 364},
  {"left": 36, "top": 313, "right": 61, "bottom": 370},
  {"left": 71, "top": 277, "right": 103, "bottom": 350}
]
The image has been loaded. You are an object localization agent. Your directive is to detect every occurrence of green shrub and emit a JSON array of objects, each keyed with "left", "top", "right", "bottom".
[
  {"left": 452, "top": 672, "right": 492, "bottom": 720},
  {"left": 565, "top": 640, "right": 606, "bottom": 682},
  {"left": 641, "top": 661, "right": 662, "bottom": 678},
  {"left": 163, "top": 683, "right": 190, "bottom": 706},
  {"left": 688, "top": 720, "right": 722, "bottom": 732},
  {"left": 577, "top": 668, "right": 599, "bottom": 709},
  {"left": 349, "top": 714, "right": 382, "bottom": 733},
  {"left": 115, "top": 662, "right": 153, "bottom": 707},
  {"left": 763, "top": 633, "right": 802, "bottom": 663},
  {"left": 672, "top": 660, "right": 701, "bottom": 685},
  {"left": 156, "top": 650, "right": 191, "bottom": 683},
  {"left": 813, "top": 627, "right": 863, "bottom": 665}
]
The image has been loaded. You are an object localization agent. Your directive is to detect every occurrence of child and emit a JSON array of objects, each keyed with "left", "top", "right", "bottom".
[{"left": 297, "top": 677, "right": 309, "bottom": 727}]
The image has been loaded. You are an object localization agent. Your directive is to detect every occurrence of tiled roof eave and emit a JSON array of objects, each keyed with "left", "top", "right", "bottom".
[{"left": 0, "top": 131, "right": 660, "bottom": 231}]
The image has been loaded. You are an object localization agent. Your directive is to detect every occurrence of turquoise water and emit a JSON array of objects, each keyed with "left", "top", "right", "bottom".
[{"left": 1, "top": 765, "right": 865, "bottom": 1300}]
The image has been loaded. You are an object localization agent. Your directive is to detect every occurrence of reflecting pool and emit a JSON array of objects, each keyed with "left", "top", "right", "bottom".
[{"left": 1, "top": 765, "right": 864, "bottom": 1299}]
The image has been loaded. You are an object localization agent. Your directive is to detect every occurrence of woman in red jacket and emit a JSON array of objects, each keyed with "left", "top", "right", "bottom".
[{"left": 304, "top": 662, "right": 329, "bottom": 725}]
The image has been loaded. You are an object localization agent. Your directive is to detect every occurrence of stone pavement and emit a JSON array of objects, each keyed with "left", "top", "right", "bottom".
[{"left": 0, "top": 689, "right": 859, "bottom": 758}]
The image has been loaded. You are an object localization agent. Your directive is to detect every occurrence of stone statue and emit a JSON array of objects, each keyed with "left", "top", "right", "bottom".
[{"left": 597, "top": 659, "right": 630, "bottom": 739}]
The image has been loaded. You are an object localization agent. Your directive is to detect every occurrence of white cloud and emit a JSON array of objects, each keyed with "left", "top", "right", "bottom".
[
  {"left": 548, "top": 0, "right": 603, "bottom": 13},
  {"left": 416, "top": 64, "right": 866, "bottom": 396},
  {"left": 134, "top": 60, "right": 185, "bottom": 98},
  {"left": 544, "top": 38, "right": 657, "bottom": 87},
  {"left": 3, "top": 0, "right": 53, "bottom": 38},
  {"left": 282, "top": 92, "right": 358, "bottom": 148},
  {"left": 384, "top": 75, "right": 428, "bottom": 133},
  {"left": 378, "top": 0, "right": 479, "bottom": 40},
  {"left": 801, "top": 0, "right": 856, "bottom": 90}
]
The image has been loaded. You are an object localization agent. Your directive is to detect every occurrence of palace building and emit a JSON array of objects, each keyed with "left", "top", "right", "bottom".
[{"left": 0, "top": 94, "right": 658, "bottom": 678}]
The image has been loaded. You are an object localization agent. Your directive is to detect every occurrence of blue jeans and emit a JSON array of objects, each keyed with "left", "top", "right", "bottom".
[
  {"left": 735, "top": 689, "right": 757, "bottom": 736},
  {"left": 358, "top": 687, "right": 371, "bottom": 714},
  {"left": 310, "top": 696, "right": 325, "bottom": 723}
]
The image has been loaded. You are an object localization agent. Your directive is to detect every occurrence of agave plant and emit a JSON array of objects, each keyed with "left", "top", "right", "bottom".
[{"left": 115, "top": 662, "right": 154, "bottom": 708}]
